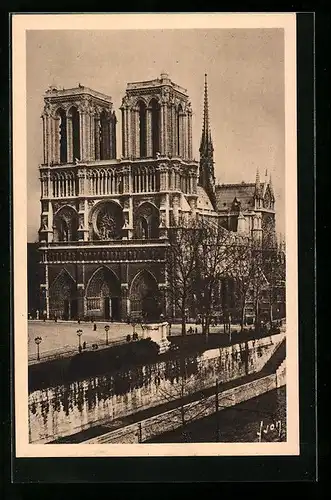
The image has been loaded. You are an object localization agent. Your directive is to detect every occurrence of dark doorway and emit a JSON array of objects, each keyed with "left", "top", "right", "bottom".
[
  {"left": 63, "top": 299, "right": 69, "bottom": 320},
  {"left": 104, "top": 297, "right": 110, "bottom": 320},
  {"left": 111, "top": 297, "right": 120, "bottom": 321},
  {"left": 70, "top": 299, "right": 78, "bottom": 320}
]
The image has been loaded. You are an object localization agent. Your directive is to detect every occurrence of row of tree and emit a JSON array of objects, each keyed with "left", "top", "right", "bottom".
[{"left": 165, "top": 217, "right": 285, "bottom": 336}]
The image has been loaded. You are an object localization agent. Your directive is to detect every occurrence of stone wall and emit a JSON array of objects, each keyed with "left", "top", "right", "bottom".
[
  {"left": 29, "top": 334, "right": 284, "bottom": 443},
  {"left": 85, "top": 373, "right": 280, "bottom": 444}
]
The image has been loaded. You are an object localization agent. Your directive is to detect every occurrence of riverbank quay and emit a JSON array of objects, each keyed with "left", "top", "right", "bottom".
[
  {"left": 29, "top": 325, "right": 283, "bottom": 392},
  {"left": 54, "top": 338, "right": 285, "bottom": 444},
  {"left": 28, "top": 319, "right": 285, "bottom": 364}
]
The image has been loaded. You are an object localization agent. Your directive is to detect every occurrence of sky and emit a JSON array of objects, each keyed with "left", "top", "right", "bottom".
[{"left": 26, "top": 28, "right": 285, "bottom": 242}]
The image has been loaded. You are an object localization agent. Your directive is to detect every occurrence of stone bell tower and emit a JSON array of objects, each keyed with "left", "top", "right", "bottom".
[
  {"left": 38, "top": 84, "right": 117, "bottom": 244},
  {"left": 41, "top": 84, "right": 117, "bottom": 165},
  {"left": 120, "top": 72, "right": 193, "bottom": 160}
]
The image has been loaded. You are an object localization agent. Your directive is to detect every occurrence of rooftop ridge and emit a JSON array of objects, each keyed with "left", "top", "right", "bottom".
[
  {"left": 126, "top": 73, "right": 187, "bottom": 95},
  {"left": 44, "top": 85, "right": 113, "bottom": 103},
  {"left": 215, "top": 182, "right": 256, "bottom": 188}
]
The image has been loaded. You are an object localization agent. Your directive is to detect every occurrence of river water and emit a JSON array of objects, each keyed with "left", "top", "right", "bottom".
[{"left": 29, "top": 335, "right": 282, "bottom": 443}]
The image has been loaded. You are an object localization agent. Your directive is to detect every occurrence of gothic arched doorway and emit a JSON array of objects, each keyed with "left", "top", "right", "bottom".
[
  {"left": 86, "top": 267, "right": 121, "bottom": 320},
  {"left": 129, "top": 270, "right": 160, "bottom": 322},
  {"left": 49, "top": 269, "right": 77, "bottom": 320}
]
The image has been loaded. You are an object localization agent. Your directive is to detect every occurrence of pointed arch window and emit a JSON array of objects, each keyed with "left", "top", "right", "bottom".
[
  {"left": 100, "top": 110, "right": 110, "bottom": 160},
  {"left": 177, "top": 104, "right": 183, "bottom": 156},
  {"left": 150, "top": 98, "right": 160, "bottom": 157},
  {"left": 69, "top": 106, "right": 80, "bottom": 161},
  {"left": 138, "top": 101, "right": 147, "bottom": 158},
  {"left": 56, "top": 108, "right": 67, "bottom": 163}
]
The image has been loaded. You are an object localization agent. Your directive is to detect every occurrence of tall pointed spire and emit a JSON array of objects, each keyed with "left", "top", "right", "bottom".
[
  {"left": 200, "top": 74, "right": 213, "bottom": 152},
  {"left": 199, "top": 74, "right": 216, "bottom": 209}
]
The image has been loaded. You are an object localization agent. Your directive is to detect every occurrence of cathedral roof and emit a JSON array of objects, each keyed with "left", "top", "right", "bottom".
[
  {"left": 197, "top": 186, "right": 218, "bottom": 213},
  {"left": 215, "top": 182, "right": 265, "bottom": 211}
]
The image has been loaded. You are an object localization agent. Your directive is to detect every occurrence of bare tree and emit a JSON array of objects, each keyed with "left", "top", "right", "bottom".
[
  {"left": 260, "top": 243, "right": 286, "bottom": 324},
  {"left": 166, "top": 217, "right": 203, "bottom": 335},
  {"left": 230, "top": 241, "right": 257, "bottom": 331},
  {"left": 194, "top": 218, "right": 238, "bottom": 338}
]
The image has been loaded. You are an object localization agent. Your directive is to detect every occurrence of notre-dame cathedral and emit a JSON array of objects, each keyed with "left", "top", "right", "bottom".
[{"left": 36, "top": 73, "right": 276, "bottom": 321}]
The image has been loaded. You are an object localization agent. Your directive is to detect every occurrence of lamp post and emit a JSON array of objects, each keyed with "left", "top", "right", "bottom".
[
  {"left": 104, "top": 324, "right": 110, "bottom": 345},
  {"left": 34, "top": 336, "right": 42, "bottom": 361},
  {"left": 77, "top": 329, "right": 83, "bottom": 352}
]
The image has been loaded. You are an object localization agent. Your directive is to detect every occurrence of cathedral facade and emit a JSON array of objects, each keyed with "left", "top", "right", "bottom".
[{"left": 37, "top": 73, "right": 276, "bottom": 322}]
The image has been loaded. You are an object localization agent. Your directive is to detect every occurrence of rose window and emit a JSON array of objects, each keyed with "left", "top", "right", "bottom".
[
  {"left": 92, "top": 202, "right": 124, "bottom": 240},
  {"left": 97, "top": 210, "right": 117, "bottom": 240}
]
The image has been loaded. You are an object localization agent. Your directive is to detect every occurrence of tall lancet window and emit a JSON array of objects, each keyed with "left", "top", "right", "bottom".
[
  {"left": 69, "top": 106, "right": 80, "bottom": 161},
  {"left": 100, "top": 110, "right": 110, "bottom": 160},
  {"left": 177, "top": 104, "right": 182, "bottom": 156},
  {"left": 150, "top": 98, "right": 160, "bottom": 157},
  {"left": 138, "top": 101, "right": 147, "bottom": 158},
  {"left": 57, "top": 108, "right": 67, "bottom": 163}
]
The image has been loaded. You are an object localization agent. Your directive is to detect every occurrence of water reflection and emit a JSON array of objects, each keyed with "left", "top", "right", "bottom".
[{"left": 29, "top": 337, "right": 278, "bottom": 443}]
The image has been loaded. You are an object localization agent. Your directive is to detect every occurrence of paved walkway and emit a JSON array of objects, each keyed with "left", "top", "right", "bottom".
[
  {"left": 28, "top": 319, "right": 285, "bottom": 364},
  {"left": 28, "top": 320, "right": 235, "bottom": 363}
]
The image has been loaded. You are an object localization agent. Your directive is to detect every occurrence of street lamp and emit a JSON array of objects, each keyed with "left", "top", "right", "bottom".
[
  {"left": 77, "top": 329, "right": 83, "bottom": 352},
  {"left": 104, "top": 324, "right": 110, "bottom": 345},
  {"left": 34, "top": 336, "right": 42, "bottom": 361}
]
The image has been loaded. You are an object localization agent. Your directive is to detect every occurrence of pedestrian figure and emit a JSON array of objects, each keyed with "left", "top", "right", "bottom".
[
  {"left": 78, "top": 318, "right": 81, "bottom": 324},
  {"left": 79, "top": 345, "right": 82, "bottom": 353},
  {"left": 93, "top": 323, "right": 97, "bottom": 331},
  {"left": 83, "top": 341, "right": 86, "bottom": 350},
  {"left": 195, "top": 327, "right": 198, "bottom": 334},
  {"left": 126, "top": 334, "right": 131, "bottom": 342},
  {"left": 36, "top": 310, "right": 39, "bottom": 320}
]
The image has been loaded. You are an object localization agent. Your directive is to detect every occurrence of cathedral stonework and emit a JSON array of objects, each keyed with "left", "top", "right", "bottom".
[{"left": 37, "top": 74, "right": 277, "bottom": 321}]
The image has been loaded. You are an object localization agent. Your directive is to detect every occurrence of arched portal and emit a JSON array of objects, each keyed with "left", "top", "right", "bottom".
[
  {"left": 134, "top": 202, "right": 159, "bottom": 239},
  {"left": 150, "top": 98, "right": 160, "bottom": 157},
  {"left": 53, "top": 206, "right": 78, "bottom": 242},
  {"left": 130, "top": 271, "right": 160, "bottom": 322},
  {"left": 138, "top": 100, "right": 147, "bottom": 158},
  {"left": 86, "top": 267, "right": 121, "bottom": 320},
  {"left": 49, "top": 269, "right": 77, "bottom": 320},
  {"left": 56, "top": 108, "right": 67, "bottom": 163},
  {"left": 68, "top": 106, "right": 80, "bottom": 161}
]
